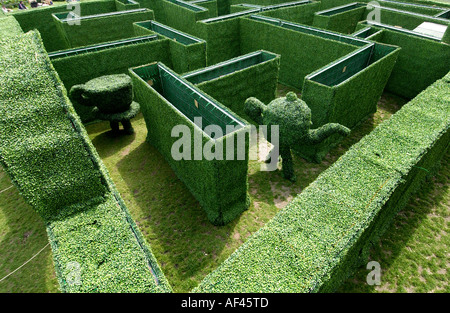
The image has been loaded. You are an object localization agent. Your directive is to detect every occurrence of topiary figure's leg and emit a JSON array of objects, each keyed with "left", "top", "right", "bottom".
[
  {"left": 110, "top": 121, "right": 120, "bottom": 134},
  {"left": 280, "top": 145, "right": 296, "bottom": 182},
  {"left": 121, "top": 120, "right": 134, "bottom": 135}
]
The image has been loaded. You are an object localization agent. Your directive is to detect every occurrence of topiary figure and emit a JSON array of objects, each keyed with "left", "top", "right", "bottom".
[
  {"left": 245, "top": 92, "right": 350, "bottom": 182},
  {"left": 70, "top": 74, "right": 139, "bottom": 135}
]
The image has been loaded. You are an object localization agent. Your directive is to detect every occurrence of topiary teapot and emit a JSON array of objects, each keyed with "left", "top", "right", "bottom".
[
  {"left": 245, "top": 92, "right": 351, "bottom": 182},
  {"left": 69, "top": 74, "right": 133, "bottom": 114}
]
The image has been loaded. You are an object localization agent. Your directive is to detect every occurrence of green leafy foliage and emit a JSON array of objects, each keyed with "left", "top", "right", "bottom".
[
  {"left": 363, "top": 24, "right": 450, "bottom": 99},
  {"left": 0, "top": 30, "right": 171, "bottom": 293},
  {"left": 260, "top": 1, "right": 321, "bottom": 24},
  {"left": 70, "top": 74, "right": 134, "bottom": 114},
  {"left": 184, "top": 50, "right": 280, "bottom": 121},
  {"left": 313, "top": 5, "right": 366, "bottom": 34},
  {"left": 297, "top": 43, "right": 400, "bottom": 162},
  {"left": 0, "top": 15, "right": 23, "bottom": 38},
  {"left": 194, "top": 70, "right": 450, "bottom": 293},
  {"left": 133, "top": 21, "right": 207, "bottom": 73},
  {"left": 130, "top": 63, "right": 250, "bottom": 225},
  {"left": 239, "top": 17, "right": 357, "bottom": 89},
  {"left": 161, "top": 0, "right": 209, "bottom": 36},
  {"left": 12, "top": 0, "right": 117, "bottom": 52},
  {"left": 51, "top": 37, "right": 172, "bottom": 122},
  {"left": 244, "top": 92, "right": 350, "bottom": 180}
]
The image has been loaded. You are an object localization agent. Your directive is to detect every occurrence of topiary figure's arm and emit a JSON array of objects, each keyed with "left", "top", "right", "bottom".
[
  {"left": 244, "top": 97, "right": 266, "bottom": 125},
  {"left": 306, "top": 123, "right": 350, "bottom": 145}
]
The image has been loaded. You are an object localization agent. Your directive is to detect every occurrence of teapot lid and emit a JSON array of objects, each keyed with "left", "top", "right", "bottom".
[{"left": 83, "top": 74, "right": 132, "bottom": 93}]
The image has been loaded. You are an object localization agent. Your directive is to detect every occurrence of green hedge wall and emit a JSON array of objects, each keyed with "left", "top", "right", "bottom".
[
  {"left": 260, "top": 1, "right": 321, "bottom": 25},
  {"left": 295, "top": 42, "right": 400, "bottom": 162},
  {"left": 361, "top": 5, "right": 450, "bottom": 29},
  {"left": 136, "top": 0, "right": 168, "bottom": 23},
  {"left": 162, "top": 0, "right": 209, "bottom": 35},
  {"left": 239, "top": 17, "right": 357, "bottom": 89},
  {"left": 0, "top": 31, "right": 172, "bottom": 292},
  {"left": 196, "top": 16, "right": 244, "bottom": 65},
  {"left": 51, "top": 37, "right": 172, "bottom": 122},
  {"left": 313, "top": 4, "right": 366, "bottom": 34},
  {"left": 116, "top": 0, "right": 141, "bottom": 11},
  {"left": 133, "top": 21, "right": 207, "bottom": 74},
  {"left": 194, "top": 70, "right": 450, "bottom": 293},
  {"left": 0, "top": 15, "right": 23, "bottom": 38},
  {"left": 183, "top": 50, "right": 280, "bottom": 122},
  {"left": 130, "top": 63, "right": 250, "bottom": 226},
  {"left": 190, "top": 0, "right": 218, "bottom": 17},
  {"left": 363, "top": 23, "right": 450, "bottom": 99},
  {"left": 13, "top": 0, "right": 117, "bottom": 52},
  {"left": 320, "top": 0, "right": 450, "bottom": 14},
  {"left": 53, "top": 9, "right": 154, "bottom": 49}
]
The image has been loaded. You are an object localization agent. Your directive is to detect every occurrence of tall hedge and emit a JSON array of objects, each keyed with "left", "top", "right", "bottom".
[
  {"left": 183, "top": 50, "right": 280, "bottom": 122},
  {"left": 194, "top": 70, "right": 450, "bottom": 293},
  {"left": 0, "top": 31, "right": 172, "bottom": 292},
  {"left": 312, "top": 3, "right": 366, "bottom": 34},
  {"left": 161, "top": 0, "right": 209, "bottom": 35},
  {"left": 296, "top": 42, "right": 400, "bottom": 162},
  {"left": 361, "top": 5, "right": 450, "bottom": 30},
  {"left": 362, "top": 22, "right": 450, "bottom": 99},
  {"left": 53, "top": 9, "right": 154, "bottom": 49},
  {"left": 133, "top": 21, "right": 207, "bottom": 74},
  {"left": 190, "top": 0, "right": 218, "bottom": 17},
  {"left": 13, "top": 0, "right": 117, "bottom": 52},
  {"left": 0, "top": 15, "right": 23, "bottom": 38},
  {"left": 130, "top": 63, "right": 250, "bottom": 226},
  {"left": 51, "top": 37, "right": 172, "bottom": 122},
  {"left": 239, "top": 17, "right": 357, "bottom": 89},
  {"left": 259, "top": 0, "right": 321, "bottom": 25}
]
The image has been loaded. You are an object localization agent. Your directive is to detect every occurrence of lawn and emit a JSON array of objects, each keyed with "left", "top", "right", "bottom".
[{"left": 0, "top": 86, "right": 448, "bottom": 292}]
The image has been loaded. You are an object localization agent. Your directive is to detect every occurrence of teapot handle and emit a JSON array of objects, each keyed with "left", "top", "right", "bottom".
[{"left": 69, "top": 84, "right": 94, "bottom": 106}]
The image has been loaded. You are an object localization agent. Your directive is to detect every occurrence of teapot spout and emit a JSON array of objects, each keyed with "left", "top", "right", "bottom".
[{"left": 306, "top": 123, "right": 350, "bottom": 145}]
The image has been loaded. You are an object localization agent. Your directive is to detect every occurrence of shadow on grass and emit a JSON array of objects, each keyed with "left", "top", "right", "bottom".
[
  {"left": 116, "top": 141, "right": 241, "bottom": 291},
  {"left": 0, "top": 172, "right": 59, "bottom": 292}
]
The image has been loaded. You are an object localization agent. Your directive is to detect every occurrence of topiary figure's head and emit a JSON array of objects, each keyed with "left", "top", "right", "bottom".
[{"left": 263, "top": 92, "right": 312, "bottom": 146}]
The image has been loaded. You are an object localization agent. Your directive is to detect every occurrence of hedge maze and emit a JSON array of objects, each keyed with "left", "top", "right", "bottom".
[{"left": 0, "top": 0, "right": 449, "bottom": 293}]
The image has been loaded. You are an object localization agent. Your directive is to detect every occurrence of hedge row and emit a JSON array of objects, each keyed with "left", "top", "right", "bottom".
[
  {"left": 296, "top": 42, "right": 400, "bottom": 162},
  {"left": 0, "top": 30, "right": 171, "bottom": 293},
  {"left": 116, "top": 0, "right": 141, "bottom": 11},
  {"left": 361, "top": 5, "right": 450, "bottom": 30},
  {"left": 53, "top": 8, "right": 154, "bottom": 49},
  {"left": 162, "top": 0, "right": 209, "bottom": 36},
  {"left": 0, "top": 15, "right": 23, "bottom": 38},
  {"left": 357, "top": 22, "right": 450, "bottom": 99},
  {"left": 12, "top": 0, "right": 117, "bottom": 52},
  {"left": 183, "top": 50, "right": 280, "bottom": 122},
  {"left": 259, "top": 0, "right": 321, "bottom": 25},
  {"left": 320, "top": 0, "right": 450, "bottom": 13},
  {"left": 133, "top": 20, "right": 207, "bottom": 74},
  {"left": 190, "top": 0, "right": 218, "bottom": 17},
  {"left": 130, "top": 62, "right": 251, "bottom": 226},
  {"left": 51, "top": 36, "right": 173, "bottom": 122},
  {"left": 194, "top": 70, "right": 450, "bottom": 293},
  {"left": 239, "top": 17, "right": 357, "bottom": 89},
  {"left": 312, "top": 3, "right": 366, "bottom": 34}
]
